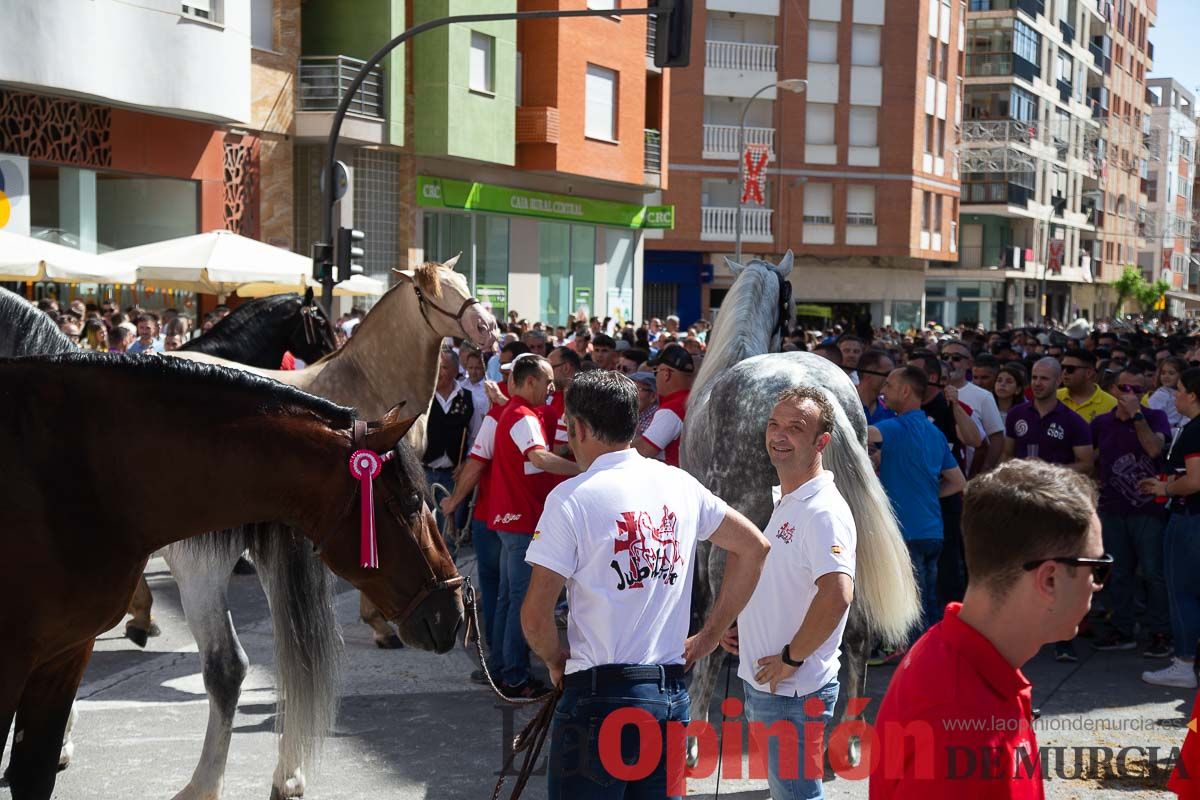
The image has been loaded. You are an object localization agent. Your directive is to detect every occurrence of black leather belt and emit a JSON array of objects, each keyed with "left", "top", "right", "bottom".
[{"left": 563, "top": 663, "right": 686, "bottom": 690}]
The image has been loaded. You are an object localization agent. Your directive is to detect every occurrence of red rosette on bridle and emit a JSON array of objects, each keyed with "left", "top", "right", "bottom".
[{"left": 349, "top": 449, "right": 384, "bottom": 568}]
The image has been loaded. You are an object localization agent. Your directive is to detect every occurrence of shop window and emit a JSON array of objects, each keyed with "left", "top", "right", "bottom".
[
  {"left": 539, "top": 222, "right": 597, "bottom": 325},
  {"left": 585, "top": 64, "right": 618, "bottom": 141},
  {"left": 470, "top": 32, "right": 495, "bottom": 95},
  {"left": 605, "top": 229, "right": 635, "bottom": 325},
  {"left": 423, "top": 212, "right": 473, "bottom": 283}
]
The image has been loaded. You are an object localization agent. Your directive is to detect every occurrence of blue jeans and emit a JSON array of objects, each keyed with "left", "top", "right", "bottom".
[
  {"left": 1164, "top": 514, "right": 1200, "bottom": 659},
  {"left": 473, "top": 522, "right": 503, "bottom": 673},
  {"left": 548, "top": 674, "right": 690, "bottom": 800},
  {"left": 907, "top": 539, "right": 943, "bottom": 632},
  {"left": 1100, "top": 511, "right": 1169, "bottom": 637},
  {"left": 495, "top": 532, "right": 534, "bottom": 685},
  {"left": 743, "top": 679, "right": 838, "bottom": 800}
]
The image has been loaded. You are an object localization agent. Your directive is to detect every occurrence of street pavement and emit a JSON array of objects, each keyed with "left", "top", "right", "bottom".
[{"left": 3, "top": 550, "right": 1194, "bottom": 799}]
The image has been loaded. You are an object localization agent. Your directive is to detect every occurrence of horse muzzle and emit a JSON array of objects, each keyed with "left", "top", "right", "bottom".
[{"left": 396, "top": 586, "right": 464, "bottom": 654}]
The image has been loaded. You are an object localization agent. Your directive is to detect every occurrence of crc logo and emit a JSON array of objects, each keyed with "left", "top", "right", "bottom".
[
  {"left": 647, "top": 209, "right": 673, "bottom": 225},
  {"left": 422, "top": 182, "right": 442, "bottom": 200}
]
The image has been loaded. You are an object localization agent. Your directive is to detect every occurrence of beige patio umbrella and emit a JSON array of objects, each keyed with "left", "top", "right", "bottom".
[
  {"left": 0, "top": 230, "right": 138, "bottom": 283},
  {"left": 104, "top": 230, "right": 310, "bottom": 297},
  {"left": 234, "top": 272, "right": 387, "bottom": 299}
]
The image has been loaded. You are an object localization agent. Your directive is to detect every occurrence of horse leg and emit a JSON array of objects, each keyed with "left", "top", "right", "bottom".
[
  {"left": 165, "top": 541, "right": 247, "bottom": 800},
  {"left": 830, "top": 607, "right": 870, "bottom": 778},
  {"left": 57, "top": 703, "right": 77, "bottom": 769},
  {"left": 6, "top": 642, "right": 92, "bottom": 800},
  {"left": 124, "top": 572, "right": 160, "bottom": 647},
  {"left": 686, "top": 542, "right": 724, "bottom": 768},
  {"left": 359, "top": 594, "right": 402, "bottom": 649}
]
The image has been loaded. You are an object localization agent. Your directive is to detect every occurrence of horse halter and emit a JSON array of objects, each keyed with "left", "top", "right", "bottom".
[
  {"left": 313, "top": 420, "right": 465, "bottom": 625},
  {"left": 411, "top": 282, "right": 480, "bottom": 342}
]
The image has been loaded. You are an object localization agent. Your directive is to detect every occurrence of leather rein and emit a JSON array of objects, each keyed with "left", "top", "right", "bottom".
[
  {"left": 412, "top": 283, "right": 479, "bottom": 342},
  {"left": 312, "top": 420, "right": 465, "bottom": 625}
]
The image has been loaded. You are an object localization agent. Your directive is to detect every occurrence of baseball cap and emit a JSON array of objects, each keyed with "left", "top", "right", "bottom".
[
  {"left": 646, "top": 343, "right": 695, "bottom": 374},
  {"left": 629, "top": 371, "right": 657, "bottom": 388},
  {"left": 500, "top": 351, "right": 539, "bottom": 372}
]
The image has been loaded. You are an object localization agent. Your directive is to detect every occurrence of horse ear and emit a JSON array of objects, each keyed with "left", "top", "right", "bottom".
[
  {"left": 392, "top": 269, "right": 414, "bottom": 284},
  {"left": 724, "top": 257, "right": 745, "bottom": 277},
  {"left": 364, "top": 403, "right": 416, "bottom": 453},
  {"left": 776, "top": 250, "right": 794, "bottom": 278},
  {"left": 443, "top": 253, "right": 462, "bottom": 270}
]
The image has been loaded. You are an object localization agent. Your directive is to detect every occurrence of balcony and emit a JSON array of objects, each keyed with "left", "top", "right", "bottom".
[
  {"left": 701, "top": 206, "right": 773, "bottom": 243},
  {"left": 298, "top": 56, "right": 384, "bottom": 118},
  {"left": 705, "top": 40, "right": 778, "bottom": 98},
  {"left": 702, "top": 124, "right": 776, "bottom": 160},
  {"left": 644, "top": 129, "right": 662, "bottom": 174},
  {"left": 961, "top": 119, "right": 1040, "bottom": 146}
]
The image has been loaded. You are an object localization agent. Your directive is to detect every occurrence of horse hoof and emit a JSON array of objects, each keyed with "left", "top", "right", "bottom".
[
  {"left": 58, "top": 741, "right": 74, "bottom": 770},
  {"left": 374, "top": 633, "right": 404, "bottom": 649},
  {"left": 125, "top": 626, "right": 150, "bottom": 648}
]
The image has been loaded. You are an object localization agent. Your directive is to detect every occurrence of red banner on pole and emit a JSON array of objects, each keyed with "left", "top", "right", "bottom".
[{"left": 740, "top": 146, "right": 768, "bottom": 205}]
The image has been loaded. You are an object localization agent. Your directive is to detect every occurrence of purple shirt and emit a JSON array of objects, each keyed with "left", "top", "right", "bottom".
[
  {"left": 1004, "top": 400, "right": 1090, "bottom": 466},
  {"left": 1091, "top": 407, "right": 1172, "bottom": 515}
]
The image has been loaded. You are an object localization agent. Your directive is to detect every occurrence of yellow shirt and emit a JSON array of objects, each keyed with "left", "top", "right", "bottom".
[{"left": 1057, "top": 385, "right": 1118, "bottom": 423}]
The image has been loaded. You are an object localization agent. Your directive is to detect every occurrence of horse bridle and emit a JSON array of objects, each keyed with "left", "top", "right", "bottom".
[
  {"left": 774, "top": 269, "right": 793, "bottom": 349},
  {"left": 313, "top": 420, "right": 465, "bottom": 624},
  {"left": 411, "top": 283, "right": 480, "bottom": 342},
  {"left": 295, "top": 300, "right": 325, "bottom": 348}
]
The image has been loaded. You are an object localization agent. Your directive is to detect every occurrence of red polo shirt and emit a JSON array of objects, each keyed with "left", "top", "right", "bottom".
[
  {"left": 642, "top": 388, "right": 690, "bottom": 467},
  {"left": 490, "top": 395, "right": 552, "bottom": 534},
  {"left": 466, "top": 403, "right": 506, "bottom": 525},
  {"left": 871, "top": 603, "right": 1043, "bottom": 800}
]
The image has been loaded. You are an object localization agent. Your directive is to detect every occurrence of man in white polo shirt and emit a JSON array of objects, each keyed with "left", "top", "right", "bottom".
[
  {"left": 721, "top": 386, "right": 856, "bottom": 800},
  {"left": 522, "top": 370, "right": 770, "bottom": 800}
]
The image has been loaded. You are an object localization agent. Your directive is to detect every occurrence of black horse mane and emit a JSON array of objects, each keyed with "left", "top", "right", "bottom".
[
  {"left": 179, "top": 293, "right": 301, "bottom": 357},
  {"left": 0, "top": 287, "right": 77, "bottom": 356},
  {"left": 14, "top": 351, "right": 356, "bottom": 426}
]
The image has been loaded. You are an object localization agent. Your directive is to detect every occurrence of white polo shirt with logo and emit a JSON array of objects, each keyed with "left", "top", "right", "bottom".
[
  {"left": 526, "top": 448, "right": 729, "bottom": 674},
  {"left": 737, "top": 470, "right": 856, "bottom": 698}
]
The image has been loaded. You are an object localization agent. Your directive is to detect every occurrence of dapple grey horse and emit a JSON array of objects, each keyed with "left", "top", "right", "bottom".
[{"left": 681, "top": 252, "right": 920, "bottom": 769}]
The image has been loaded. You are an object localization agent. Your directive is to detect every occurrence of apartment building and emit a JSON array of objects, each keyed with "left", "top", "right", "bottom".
[
  {"left": 294, "top": 0, "right": 671, "bottom": 324},
  {"left": 647, "top": 0, "right": 962, "bottom": 331},
  {"left": 945, "top": 0, "right": 1118, "bottom": 327},
  {"left": 0, "top": 0, "right": 271, "bottom": 310},
  {"left": 1139, "top": 77, "right": 1196, "bottom": 316}
]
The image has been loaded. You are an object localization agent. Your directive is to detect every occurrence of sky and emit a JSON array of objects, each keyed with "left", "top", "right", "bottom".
[{"left": 1147, "top": 0, "right": 1200, "bottom": 97}]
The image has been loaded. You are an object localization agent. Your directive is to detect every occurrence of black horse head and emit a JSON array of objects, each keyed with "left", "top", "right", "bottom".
[{"left": 181, "top": 292, "right": 338, "bottom": 369}]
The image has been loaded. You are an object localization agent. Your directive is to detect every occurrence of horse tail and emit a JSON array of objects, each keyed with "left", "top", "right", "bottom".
[
  {"left": 251, "top": 523, "right": 343, "bottom": 774},
  {"left": 821, "top": 414, "right": 920, "bottom": 648}
]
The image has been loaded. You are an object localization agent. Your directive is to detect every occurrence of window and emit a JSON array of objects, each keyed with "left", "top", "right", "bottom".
[
  {"left": 181, "top": 0, "right": 221, "bottom": 23},
  {"left": 934, "top": 195, "right": 944, "bottom": 233},
  {"left": 928, "top": 37, "right": 938, "bottom": 76},
  {"left": 809, "top": 22, "right": 839, "bottom": 64},
  {"left": 806, "top": 104, "right": 836, "bottom": 145},
  {"left": 935, "top": 119, "right": 946, "bottom": 154},
  {"left": 852, "top": 25, "right": 882, "bottom": 66},
  {"left": 803, "top": 183, "right": 834, "bottom": 224},
  {"left": 469, "top": 32, "right": 495, "bottom": 95},
  {"left": 921, "top": 192, "right": 931, "bottom": 232},
  {"left": 925, "top": 114, "right": 936, "bottom": 154},
  {"left": 250, "top": 0, "right": 273, "bottom": 49},
  {"left": 585, "top": 64, "right": 617, "bottom": 141},
  {"left": 939, "top": 42, "right": 949, "bottom": 80},
  {"left": 849, "top": 107, "right": 878, "bottom": 147},
  {"left": 1013, "top": 19, "right": 1039, "bottom": 66},
  {"left": 847, "top": 185, "right": 876, "bottom": 225}
]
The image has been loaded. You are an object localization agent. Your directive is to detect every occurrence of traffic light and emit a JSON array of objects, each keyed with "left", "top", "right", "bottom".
[
  {"left": 335, "top": 226, "right": 365, "bottom": 283},
  {"left": 651, "top": 0, "right": 692, "bottom": 68},
  {"left": 311, "top": 241, "right": 333, "bottom": 283}
]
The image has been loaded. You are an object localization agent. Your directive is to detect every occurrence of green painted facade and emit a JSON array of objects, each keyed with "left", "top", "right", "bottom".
[
  {"left": 412, "top": 0, "right": 516, "bottom": 165},
  {"left": 300, "top": 0, "right": 406, "bottom": 146}
]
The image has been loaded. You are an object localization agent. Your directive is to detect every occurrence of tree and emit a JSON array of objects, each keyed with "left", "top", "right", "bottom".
[
  {"left": 1136, "top": 277, "right": 1171, "bottom": 314},
  {"left": 1112, "top": 266, "right": 1144, "bottom": 314}
]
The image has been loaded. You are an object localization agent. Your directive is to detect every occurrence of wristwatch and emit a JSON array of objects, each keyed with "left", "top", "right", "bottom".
[
  {"left": 781, "top": 644, "right": 805, "bottom": 668},
  {"left": 1132, "top": 411, "right": 1145, "bottom": 422}
]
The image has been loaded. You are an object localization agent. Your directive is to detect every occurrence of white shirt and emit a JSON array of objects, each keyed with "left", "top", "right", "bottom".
[
  {"left": 957, "top": 381, "right": 1004, "bottom": 437},
  {"left": 469, "top": 415, "right": 498, "bottom": 462},
  {"left": 526, "top": 449, "right": 729, "bottom": 674},
  {"left": 737, "top": 471, "right": 856, "bottom": 697},
  {"left": 459, "top": 376, "right": 490, "bottom": 447}
]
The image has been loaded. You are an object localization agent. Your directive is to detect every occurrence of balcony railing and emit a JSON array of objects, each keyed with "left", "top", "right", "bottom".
[
  {"left": 299, "top": 55, "right": 384, "bottom": 118},
  {"left": 846, "top": 212, "right": 876, "bottom": 226},
  {"left": 961, "top": 119, "right": 1040, "bottom": 145},
  {"left": 701, "top": 206, "right": 774, "bottom": 242},
  {"left": 705, "top": 40, "right": 778, "bottom": 73},
  {"left": 644, "top": 129, "right": 662, "bottom": 174},
  {"left": 702, "top": 124, "right": 776, "bottom": 159},
  {"left": 646, "top": 15, "right": 657, "bottom": 61}
]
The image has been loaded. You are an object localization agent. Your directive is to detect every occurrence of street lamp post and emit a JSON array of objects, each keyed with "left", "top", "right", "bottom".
[{"left": 735, "top": 78, "right": 807, "bottom": 264}]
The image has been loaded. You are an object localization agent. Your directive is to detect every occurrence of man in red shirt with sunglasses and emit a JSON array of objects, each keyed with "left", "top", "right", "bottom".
[{"left": 873, "top": 460, "right": 1109, "bottom": 800}]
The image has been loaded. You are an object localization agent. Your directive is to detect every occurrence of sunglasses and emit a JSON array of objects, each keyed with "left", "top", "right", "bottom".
[
  {"left": 1023, "top": 553, "right": 1113, "bottom": 586},
  {"left": 1117, "top": 384, "right": 1144, "bottom": 395},
  {"left": 1061, "top": 365, "right": 1085, "bottom": 374},
  {"left": 941, "top": 354, "right": 969, "bottom": 363}
]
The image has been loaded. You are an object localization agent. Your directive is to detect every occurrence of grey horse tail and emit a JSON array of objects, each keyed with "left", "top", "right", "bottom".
[
  {"left": 250, "top": 524, "right": 343, "bottom": 774},
  {"left": 821, "top": 415, "right": 921, "bottom": 649}
]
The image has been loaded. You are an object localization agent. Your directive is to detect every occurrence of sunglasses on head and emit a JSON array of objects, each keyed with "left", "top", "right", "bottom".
[{"left": 1023, "top": 553, "right": 1113, "bottom": 586}]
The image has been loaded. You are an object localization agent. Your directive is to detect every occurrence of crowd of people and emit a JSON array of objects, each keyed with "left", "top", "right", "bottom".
[{"left": 33, "top": 295, "right": 224, "bottom": 354}]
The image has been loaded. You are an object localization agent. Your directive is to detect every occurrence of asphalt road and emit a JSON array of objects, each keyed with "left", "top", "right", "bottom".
[{"left": 2, "top": 550, "right": 1195, "bottom": 799}]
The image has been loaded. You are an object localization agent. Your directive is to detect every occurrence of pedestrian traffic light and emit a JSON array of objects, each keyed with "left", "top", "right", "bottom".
[
  {"left": 312, "top": 241, "right": 333, "bottom": 283},
  {"left": 335, "top": 226, "right": 365, "bottom": 283},
  {"left": 651, "top": 0, "right": 692, "bottom": 68}
]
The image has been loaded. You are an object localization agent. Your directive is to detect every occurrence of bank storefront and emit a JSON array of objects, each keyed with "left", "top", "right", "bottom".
[{"left": 416, "top": 176, "right": 673, "bottom": 326}]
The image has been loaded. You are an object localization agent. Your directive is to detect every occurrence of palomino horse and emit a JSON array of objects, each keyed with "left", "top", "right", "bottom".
[
  {"left": 0, "top": 352, "right": 464, "bottom": 800},
  {"left": 154, "top": 258, "right": 498, "bottom": 799},
  {"left": 681, "top": 252, "right": 919, "bottom": 769}
]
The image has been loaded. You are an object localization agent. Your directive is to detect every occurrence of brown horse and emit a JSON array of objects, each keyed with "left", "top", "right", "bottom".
[{"left": 0, "top": 352, "right": 464, "bottom": 800}]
